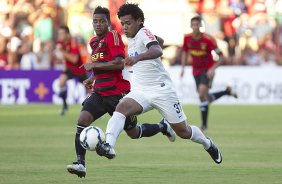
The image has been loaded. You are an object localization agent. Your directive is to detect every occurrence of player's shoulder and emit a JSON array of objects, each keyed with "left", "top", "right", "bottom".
[
  {"left": 184, "top": 33, "right": 193, "bottom": 39},
  {"left": 202, "top": 33, "right": 216, "bottom": 43},
  {"left": 107, "top": 30, "right": 121, "bottom": 39},
  {"left": 138, "top": 26, "right": 155, "bottom": 41},
  {"left": 139, "top": 27, "right": 153, "bottom": 35},
  {"left": 89, "top": 36, "right": 97, "bottom": 43},
  {"left": 106, "top": 30, "right": 123, "bottom": 45}
]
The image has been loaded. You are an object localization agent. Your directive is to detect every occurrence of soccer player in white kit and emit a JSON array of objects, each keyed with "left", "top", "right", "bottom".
[{"left": 96, "top": 3, "right": 222, "bottom": 164}]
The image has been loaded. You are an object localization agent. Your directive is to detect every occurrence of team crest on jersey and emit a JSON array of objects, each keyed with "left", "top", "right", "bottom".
[{"left": 200, "top": 43, "right": 207, "bottom": 50}]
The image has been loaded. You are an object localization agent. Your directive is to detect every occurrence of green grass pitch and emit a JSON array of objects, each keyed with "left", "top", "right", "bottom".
[{"left": 0, "top": 104, "right": 282, "bottom": 184}]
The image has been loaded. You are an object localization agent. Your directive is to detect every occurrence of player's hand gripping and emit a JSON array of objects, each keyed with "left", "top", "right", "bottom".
[
  {"left": 123, "top": 57, "right": 138, "bottom": 66},
  {"left": 83, "top": 77, "right": 94, "bottom": 90},
  {"left": 80, "top": 63, "right": 94, "bottom": 71}
]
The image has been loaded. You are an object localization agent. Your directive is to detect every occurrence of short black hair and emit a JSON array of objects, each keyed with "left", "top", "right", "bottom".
[
  {"left": 93, "top": 6, "right": 110, "bottom": 22},
  {"left": 117, "top": 3, "right": 145, "bottom": 22},
  {"left": 59, "top": 25, "right": 70, "bottom": 34},
  {"left": 191, "top": 16, "right": 202, "bottom": 23}
]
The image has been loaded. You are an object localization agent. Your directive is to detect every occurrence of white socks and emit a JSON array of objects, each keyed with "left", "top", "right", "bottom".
[
  {"left": 190, "top": 125, "right": 211, "bottom": 150},
  {"left": 105, "top": 111, "right": 126, "bottom": 147}
]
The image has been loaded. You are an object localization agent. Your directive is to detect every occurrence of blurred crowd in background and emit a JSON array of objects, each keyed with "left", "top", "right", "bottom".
[{"left": 0, "top": 0, "right": 282, "bottom": 71}]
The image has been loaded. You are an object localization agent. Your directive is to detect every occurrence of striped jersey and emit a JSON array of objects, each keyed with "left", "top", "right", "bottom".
[
  {"left": 89, "top": 30, "right": 130, "bottom": 96},
  {"left": 182, "top": 33, "right": 222, "bottom": 76}
]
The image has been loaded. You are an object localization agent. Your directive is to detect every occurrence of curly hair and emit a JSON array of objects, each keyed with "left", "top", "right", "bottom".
[
  {"left": 93, "top": 6, "right": 110, "bottom": 22},
  {"left": 117, "top": 3, "right": 145, "bottom": 22}
]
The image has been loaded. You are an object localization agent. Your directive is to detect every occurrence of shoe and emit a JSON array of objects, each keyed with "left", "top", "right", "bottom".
[
  {"left": 60, "top": 107, "right": 67, "bottom": 115},
  {"left": 67, "top": 162, "right": 86, "bottom": 178},
  {"left": 205, "top": 137, "right": 222, "bottom": 164},
  {"left": 226, "top": 86, "right": 238, "bottom": 98},
  {"left": 201, "top": 126, "right": 207, "bottom": 132},
  {"left": 96, "top": 142, "right": 116, "bottom": 159},
  {"left": 160, "top": 119, "right": 176, "bottom": 142}
]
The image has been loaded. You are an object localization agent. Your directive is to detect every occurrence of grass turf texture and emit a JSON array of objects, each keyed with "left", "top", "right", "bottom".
[{"left": 0, "top": 104, "right": 282, "bottom": 184}]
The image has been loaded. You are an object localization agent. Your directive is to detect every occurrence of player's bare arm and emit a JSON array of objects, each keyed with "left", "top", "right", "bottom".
[
  {"left": 207, "top": 48, "right": 224, "bottom": 78},
  {"left": 155, "top": 35, "right": 164, "bottom": 48},
  {"left": 80, "top": 56, "right": 124, "bottom": 71},
  {"left": 180, "top": 50, "right": 188, "bottom": 78},
  {"left": 124, "top": 45, "right": 162, "bottom": 66},
  {"left": 83, "top": 74, "right": 95, "bottom": 90}
]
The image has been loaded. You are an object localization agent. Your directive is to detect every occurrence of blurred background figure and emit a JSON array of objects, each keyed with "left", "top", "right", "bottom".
[
  {"left": 0, "top": 35, "right": 8, "bottom": 69},
  {"left": 54, "top": 25, "right": 87, "bottom": 115},
  {"left": 181, "top": 16, "right": 237, "bottom": 131}
]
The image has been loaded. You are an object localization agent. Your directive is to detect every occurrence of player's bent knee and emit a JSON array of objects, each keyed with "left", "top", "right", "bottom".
[
  {"left": 171, "top": 122, "right": 192, "bottom": 139},
  {"left": 125, "top": 128, "right": 140, "bottom": 139},
  {"left": 77, "top": 111, "right": 93, "bottom": 126},
  {"left": 176, "top": 131, "right": 190, "bottom": 139}
]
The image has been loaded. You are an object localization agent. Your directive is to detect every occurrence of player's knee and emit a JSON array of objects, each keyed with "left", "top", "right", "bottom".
[
  {"left": 173, "top": 123, "right": 192, "bottom": 139},
  {"left": 199, "top": 94, "right": 207, "bottom": 101},
  {"left": 125, "top": 128, "right": 140, "bottom": 139},
  {"left": 128, "top": 134, "right": 139, "bottom": 139},
  {"left": 176, "top": 131, "right": 190, "bottom": 139},
  {"left": 77, "top": 112, "right": 93, "bottom": 126}
]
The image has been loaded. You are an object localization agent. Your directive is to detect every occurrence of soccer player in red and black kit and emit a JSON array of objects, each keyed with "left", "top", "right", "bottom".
[
  {"left": 55, "top": 26, "right": 87, "bottom": 115},
  {"left": 180, "top": 16, "right": 237, "bottom": 131},
  {"left": 66, "top": 6, "right": 175, "bottom": 178}
]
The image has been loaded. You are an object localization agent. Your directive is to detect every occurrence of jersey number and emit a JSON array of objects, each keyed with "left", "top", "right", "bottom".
[{"left": 174, "top": 102, "right": 183, "bottom": 114}]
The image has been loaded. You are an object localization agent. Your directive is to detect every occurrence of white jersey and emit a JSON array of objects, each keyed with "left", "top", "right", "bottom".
[{"left": 127, "top": 27, "right": 173, "bottom": 90}]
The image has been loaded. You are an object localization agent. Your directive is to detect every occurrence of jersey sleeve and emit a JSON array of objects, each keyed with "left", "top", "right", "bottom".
[
  {"left": 107, "top": 30, "right": 125, "bottom": 59},
  {"left": 207, "top": 35, "right": 223, "bottom": 56},
  {"left": 140, "top": 28, "right": 159, "bottom": 49}
]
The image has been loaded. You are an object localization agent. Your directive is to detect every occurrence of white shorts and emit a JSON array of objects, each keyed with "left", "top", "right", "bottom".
[{"left": 125, "top": 85, "right": 187, "bottom": 124}]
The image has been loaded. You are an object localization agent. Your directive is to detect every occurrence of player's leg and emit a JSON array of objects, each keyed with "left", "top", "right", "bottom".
[
  {"left": 102, "top": 93, "right": 175, "bottom": 143},
  {"left": 58, "top": 72, "right": 68, "bottom": 115},
  {"left": 96, "top": 91, "right": 149, "bottom": 159},
  {"left": 67, "top": 93, "right": 106, "bottom": 177},
  {"left": 195, "top": 73, "right": 210, "bottom": 131},
  {"left": 125, "top": 118, "right": 176, "bottom": 142},
  {"left": 198, "top": 84, "right": 209, "bottom": 131},
  {"left": 209, "top": 86, "right": 238, "bottom": 102},
  {"left": 169, "top": 121, "right": 222, "bottom": 164},
  {"left": 154, "top": 88, "right": 222, "bottom": 164}
]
